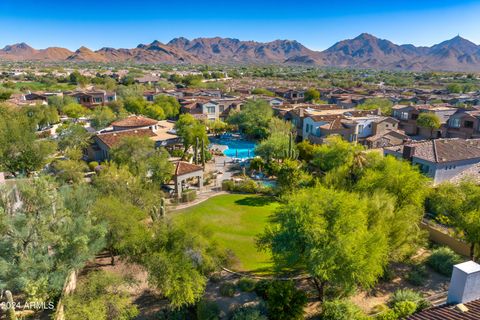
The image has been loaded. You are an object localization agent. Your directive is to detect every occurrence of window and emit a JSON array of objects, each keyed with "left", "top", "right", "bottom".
[
  {"left": 219, "top": 106, "right": 225, "bottom": 112},
  {"left": 400, "top": 112, "right": 409, "bottom": 120},
  {"left": 94, "top": 97, "right": 103, "bottom": 103},
  {"left": 207, "top": 106, "right": 215, "bottom": 114},
  {"left": 450, "top": 118, "right": 461, "bottom": 128},
  {"left": 358, "top": 124, "right": 364, "bottom": 134},
  {"left": 465, "top": 121, "right": 474, "bottom": 128},
  {"left": 411, "top": 113, "right": 418, "bottom": 120}
]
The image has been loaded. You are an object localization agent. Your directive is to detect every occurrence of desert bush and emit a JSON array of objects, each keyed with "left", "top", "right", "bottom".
[
  {"left": 393, "top": 301, "right": 417, "bottom": 318},
  {"left": 427, "top": 247, "right": 463, "bottom": 276},
  {"left": 265, "top": 281, "right": 307, "bottom": 320},
  {"left": 406, "top": 264, "right": 428, "bottom": 286},
  {"left": 231, "top": 305, "right": 267, "bottom": 320},
  {"left": 320, "top": 299, "right": 367, "bottom": 320},
  {"left": 196, "top": 299, "right": 220, "bottom": 320},
  {"left": 254, "top": 279, "right": 272, "bottom": 299},
  {"left": 220, "top": 282, "right": 236, "bottom": 297},
  {"left": 181, "top": 189, "right": 197, "bottom": 203},
  {"left": 88, "top": 161, "right": 99, "bottom": 171},
  {"left": 237, "top": 278, "right": 256, "bottom": 292}
]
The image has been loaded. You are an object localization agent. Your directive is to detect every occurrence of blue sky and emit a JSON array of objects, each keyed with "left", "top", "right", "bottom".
[{"left": 0, "top": 0, "right": 479, "bottom": 51}]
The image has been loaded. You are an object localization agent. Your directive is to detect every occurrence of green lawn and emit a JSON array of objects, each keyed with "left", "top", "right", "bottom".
[{"left": 173, "top": 194, "right": 278, "bottom": 274}]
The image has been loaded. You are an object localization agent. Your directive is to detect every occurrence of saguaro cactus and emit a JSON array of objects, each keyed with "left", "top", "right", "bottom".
[
  {"left": 5, "top": 290, "right": 17, "bottom": 320},
  {"left": 201, "top": 139, "right": 206, "bottom": 167},
  {"left": 194, "top": 137, "right": 199, "bottom": 165},
  {"left": 160, "top": 197, "right": 166, "bottom": 217}
]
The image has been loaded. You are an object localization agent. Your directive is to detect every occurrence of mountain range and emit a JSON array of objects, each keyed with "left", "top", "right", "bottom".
[{"left": 2, "top": 33, "right": 480, "bottom": 71}]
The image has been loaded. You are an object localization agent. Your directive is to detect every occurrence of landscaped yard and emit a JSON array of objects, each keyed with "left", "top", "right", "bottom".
[{"left": 173, "top": 194, "right": 279, "bottom": 274}]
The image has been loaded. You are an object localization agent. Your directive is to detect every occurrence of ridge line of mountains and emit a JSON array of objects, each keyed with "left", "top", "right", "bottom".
[{"left": 2, "top": 33, "right": 480, "bottom": 71}]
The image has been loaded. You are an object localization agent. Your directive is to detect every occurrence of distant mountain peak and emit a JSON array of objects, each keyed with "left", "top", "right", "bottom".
[{"left": 1, "top": 35, "right": 480, "bottom": 71}]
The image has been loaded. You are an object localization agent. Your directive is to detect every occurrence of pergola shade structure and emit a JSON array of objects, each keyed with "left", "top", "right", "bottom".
[{"left": 173, "top": 161, "right": 204, "bottom": 199}]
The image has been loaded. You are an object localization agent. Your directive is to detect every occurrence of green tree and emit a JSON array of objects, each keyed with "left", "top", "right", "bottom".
[
  {"left": 255, "top": 119, "right": 296, "bottom": 162},
  {"left": 175, "top": 114, "right": 209, "bottom": 156},
  {"left": 24, "top": 105, "right": 59, "bottom": 129},
  {"left": 63, "top": 103, "right": 89, "bottom": 120},
  {"left": 265, "top": 281, "right": 307, "bottom": 320},
  {"left": 123, "top": 97, "right": 148, "bottom": 115},
  {"left": 447, "top": 83, "right": 463, "bottom": 94},
  {"left": 304, "top": 88, "right": 320, "bottom": 103},
  {"left": 0, "top": 107, "right": 55, "bottom": 176},
  {"left": 153, "top": 95, "right": 181, "bottom": 118},
  {"left": 93, "top": 163, "right": 160, "bottom": 213},
  {"left": 135, "top": 222, "right": 223, "bottom": 308},
  {"left": 0, "top": 88, "right": 13, "bottom": 101},
  {"left": 251, "top": 88, "right": 275, "bottom": 97},
  {"left": 92, "top": 196, "right": 149, "bottom": 265},
  {"left": 56, "top": 122, "right": 92, "bottom": 152},
  {"left": 428, "top": 181, "right": 480, "bottom": 261},
  {"left": 144, "top": 103, "right": 166, "bottom": 120},
  {"left": 227, "top": 100, "right": 273, "bottom": 140},
  {"left": 0, "top": 179, "right": 105, "bottom": 300},
  {"left": 63, "top": 271, "right": 138, "bottom": 320},
  {"left": 110, "top": 136, "right": 173, "bottom": 185},
  {"left": 355, "top": 156, "right": 429, "bottom": 260},
  {"left": 416, "top": 113, "right": 441, "bottom": 139},
  {"left": 275, "top": 159, "right": 312, "bottom": 194},
  {"left": 91, "top": 106, "right": 117, "bottom": 130},
  {"left": 357, "top": 98, "right": 393, "bottom": 116},
  {"left": 258, "top": 186, "right": 389, "bottom": 301}
]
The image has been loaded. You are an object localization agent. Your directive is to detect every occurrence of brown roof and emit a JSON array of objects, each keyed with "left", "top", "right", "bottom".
[
  {"left": 394, "top": 139, "right": 480, "bottom": 163},
  {"left": 174, "top": 161, "right": 203, "bottom": 176},
  {"left": 95, "top": 129, "right": 156, "bottom": 148},
  {"left": 407, "top": 299, "right": 480, "bottom": 320},
  {"left": 308, "top": 114, "right": 345, "bottom": 122},
  {"left": 111, "top": 116, "right": 158, "bottom": 128}
]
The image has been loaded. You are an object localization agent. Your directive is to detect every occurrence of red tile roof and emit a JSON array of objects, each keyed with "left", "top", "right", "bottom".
[
  {"left": 408, "top": 299, "right": 480, "bottom": 320},
  {"left": 95, "top": 129, "right": 156, "bottom": 148},
  {"left": 111, "top": 116, "right": 158, "bottom": 128},
  {"left": 174, "top": 161, "right": 203, "bottom": 176}
]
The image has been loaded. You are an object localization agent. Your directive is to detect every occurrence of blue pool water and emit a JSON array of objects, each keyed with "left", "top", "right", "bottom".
[{"left": 209, "top": 137, "right": 256, "bottom": 159}]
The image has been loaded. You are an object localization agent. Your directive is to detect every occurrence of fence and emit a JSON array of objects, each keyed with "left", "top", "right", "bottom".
[
  {"left": 421, "top": 220, "right": 470, "bottom": 257},
  {"left": 53, "top": 270, "right": 77, "bottom": 320}
]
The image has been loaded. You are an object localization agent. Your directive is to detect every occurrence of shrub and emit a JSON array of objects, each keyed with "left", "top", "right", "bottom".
[
  {"left": 406, "top": 264, "right": 428, "bottom": 286},
  {"left": 156, "top": 307, "right": 190, "bottom": 320},
  {"left": 265, "top": 281, "right": 307, "bottom": 320},
  {"left": 237, "top": 278, "right": 256, "bottom": 292},
  {"left": 196, "top": 299, "right": 220, "bottom": 320},
  {"left": 254, "top": 279, "right": 272, "bottom": 299},
  {"left": 88, "top": 161, "right": 99, "bottom": 171},
  {"left": 170, "top": 149, "right": 184, "bottom": 158},
  {"left": 393, "top": 301, "right": 417, "bottom": 318},
  {"left": 220, "top": 282, "right": 236, "bottom": 297},
  {"left": 321, "top": 299, "right": 367, "bottom": 320},
  {"left": 427, "top": 247, "right": 463, "bottom": 276},
  {"left": 231, "top": 305, "right": 267, "bottom": 320},
  {"left": 388, "top": 289, "right": 430, "bottom": 313},
  {"left": 389, "top": 289, "right": 423, "bottom": 307},
  {"left": 375, "top": 309, "right": 398, "bottom": 320},
  {"left": 181, "top": 189, "right": 197, "bottom": 203}
]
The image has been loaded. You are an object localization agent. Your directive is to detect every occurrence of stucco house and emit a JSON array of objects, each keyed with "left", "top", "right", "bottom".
[
  {"left": 384, "top": 138, "right": 480, "bottom": 184},
  {"left": 87, "top": 116, "right": 179, "bottom": 162}
]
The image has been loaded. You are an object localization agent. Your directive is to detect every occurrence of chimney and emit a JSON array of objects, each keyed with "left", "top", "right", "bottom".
[
  {"left": 402, "top": 145, "right": 416, "bottom": 160},
  {"left": 447, "top": 261, "right": 480, "bottom": 304}
]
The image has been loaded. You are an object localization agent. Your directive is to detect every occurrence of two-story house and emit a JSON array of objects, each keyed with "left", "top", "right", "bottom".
[
  {"left": 88, "top": 116, "right": 179, "bottom": 162},
  {"left": 67, "top": 90, "right": 116, "bottom": 108},
  {"left": 384, "top": 138, "right": 480, "bottom": 184},
  {"left": 446, "top": 109, "right": 480, "bottom": 139}
]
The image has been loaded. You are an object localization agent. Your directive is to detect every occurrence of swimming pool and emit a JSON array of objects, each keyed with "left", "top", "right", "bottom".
[{"left": 209, "top": 136, "right": 256, "bottom": 159}]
